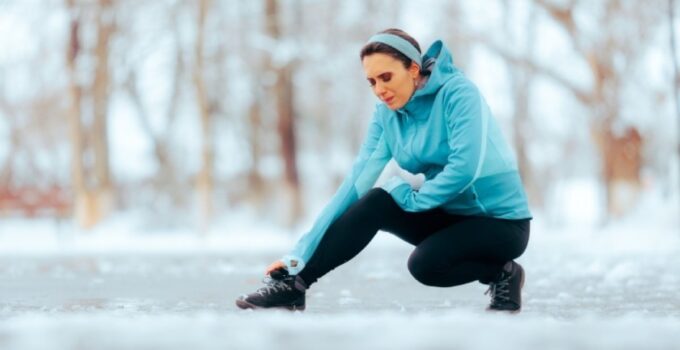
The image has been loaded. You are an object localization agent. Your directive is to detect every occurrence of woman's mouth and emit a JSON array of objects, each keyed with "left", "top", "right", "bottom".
[{"left": 384, "top": 96, "right": 395, "bottom": 104}]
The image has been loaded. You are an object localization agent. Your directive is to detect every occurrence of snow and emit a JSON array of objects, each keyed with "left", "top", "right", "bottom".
[
  {"left": 0, "top": 206, "right": 678, "bottom": 349},
  {"left": 2, "top": 311, "right": 679, "bottom": 350}
]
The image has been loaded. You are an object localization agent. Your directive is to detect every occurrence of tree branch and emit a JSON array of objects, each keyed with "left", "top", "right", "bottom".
[
  {"left": 470, "top": 33, "right": 594, "bottom": 105},
  {"left": 533, "top": 0, "right": 589, "bottom": 59}
]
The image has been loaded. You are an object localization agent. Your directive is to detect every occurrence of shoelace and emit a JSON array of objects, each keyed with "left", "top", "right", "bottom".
[
  {"left": 485, "top": 274, "right": 511, "bottom": 305},
  {"left": 256, "top": 276, "right": 292, "bottom": 297}
]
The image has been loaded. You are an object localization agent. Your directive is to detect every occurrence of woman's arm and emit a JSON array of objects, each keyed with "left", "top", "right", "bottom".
[
  {"left": 280, "top": 111, "right": 392, "bottom": 275},
  {"left": 385, "top": 83, "right": 489, "bottom": 212}
]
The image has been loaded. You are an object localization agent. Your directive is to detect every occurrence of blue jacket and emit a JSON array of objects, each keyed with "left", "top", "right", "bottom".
[{"left": 282, "top": 40, "right": 532, "bottom": 274}]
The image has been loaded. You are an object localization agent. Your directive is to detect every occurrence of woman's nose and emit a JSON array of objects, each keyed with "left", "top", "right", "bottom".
[{"left": 374, "top": 83, "right": 386, "bottom": 95}]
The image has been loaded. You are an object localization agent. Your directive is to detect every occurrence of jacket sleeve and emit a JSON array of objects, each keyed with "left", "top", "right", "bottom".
[
  {"left": 384, "top": 84, "right": 489, "bottom": 212},
  {"left": 281, "top": 112, "right": 392, "bottom": 275}
]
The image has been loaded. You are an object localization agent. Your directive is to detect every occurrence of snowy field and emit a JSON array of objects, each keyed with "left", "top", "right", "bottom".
[{"left": 0, "top": 211, "right": 679, "bottom": 350}]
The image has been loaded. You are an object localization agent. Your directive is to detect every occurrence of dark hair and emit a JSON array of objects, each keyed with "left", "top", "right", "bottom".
[{"left": 360, "top": 28, "right": 430, "bottom": 76}]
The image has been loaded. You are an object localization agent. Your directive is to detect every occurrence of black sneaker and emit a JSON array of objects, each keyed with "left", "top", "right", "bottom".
[
  {"left": 485, "top": 261, "right": 525, "bottom": 313},
  {"left": 235, "top": 269, "right": 307, "bottom": 311}
]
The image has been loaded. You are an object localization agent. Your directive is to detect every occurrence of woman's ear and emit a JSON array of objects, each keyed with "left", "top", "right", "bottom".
[{"left": 409, "top": 62, "right": 420, "bottom": 78}]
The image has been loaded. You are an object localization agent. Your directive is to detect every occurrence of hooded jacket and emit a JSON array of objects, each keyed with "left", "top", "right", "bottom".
[{"left": 282, "top": 40, "right": 532, "bottom": 275}]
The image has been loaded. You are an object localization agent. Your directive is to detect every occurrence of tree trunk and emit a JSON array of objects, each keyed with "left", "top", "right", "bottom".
[
  {"left": 65, "top": 0, "right": 91, "bottom": 228},
  {"left": 247, "top": 91, "right": 265, "bottom": 199},
  {"left": 91, "top": 0, "right": 115, "bottom": 222},
  {"left": 235, "top": 1, "right": 265, "bottom": 206},
  {"left": 124, "top": 69, "right": 182, "bottom": 207},
  {"left": 276, "top": 64, "right": 302, "bottom": 225},
  {"left": 65, "top": 0, "right": 117, "bottom": 229},
  {"left": 265, "top": 0, "right": 302, "bottom": 226},
  {"left": 669, "top": 0, "right": 680, "bottom": 200},
  {"left": 504, "top": 0, "right": 541, "bottom": 207},
  {"left": 194, "top": 0, "right": 214, "bottom": 233}
]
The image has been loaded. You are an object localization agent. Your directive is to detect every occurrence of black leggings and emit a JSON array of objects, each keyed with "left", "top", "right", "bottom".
[{"left": 298, "top": 188, "right": 530, "bottom": 287}]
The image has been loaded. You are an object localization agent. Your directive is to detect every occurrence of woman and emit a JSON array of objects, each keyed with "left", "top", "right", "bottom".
[{"left": 236, "top": 28, "right": 532, "bottom": 313}]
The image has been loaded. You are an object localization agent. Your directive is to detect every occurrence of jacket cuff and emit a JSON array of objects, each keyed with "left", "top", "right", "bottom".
[
  {"left": 381, "top": 176, "right": 409, "bottom": 193},
  {"left": 281, "top": 254, "right": 306, "bottom": 275}
]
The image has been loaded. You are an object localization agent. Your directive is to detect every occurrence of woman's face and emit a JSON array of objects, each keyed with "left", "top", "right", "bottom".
[{"left": 362, "top": 53, "right": 420, "bottom": 110}]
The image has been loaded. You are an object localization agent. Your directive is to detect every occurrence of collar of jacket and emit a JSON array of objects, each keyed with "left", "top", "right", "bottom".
[{"left": 394, "top": 40, "right": 459, "bottom": 120}]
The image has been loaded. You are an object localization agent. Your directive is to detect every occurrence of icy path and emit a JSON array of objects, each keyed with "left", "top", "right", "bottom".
[{"left": 0, "top": 221, "right": 679, "bottom": 349}]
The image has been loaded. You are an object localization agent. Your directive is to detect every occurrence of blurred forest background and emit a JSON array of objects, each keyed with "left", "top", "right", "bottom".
[{"left": 0, "top": 0, "right": 677, "bottom": 234}]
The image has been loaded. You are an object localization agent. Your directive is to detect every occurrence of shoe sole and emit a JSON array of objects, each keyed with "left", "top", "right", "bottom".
[{"left": 235, "top": 298, "right": 305, "bottom": 311}]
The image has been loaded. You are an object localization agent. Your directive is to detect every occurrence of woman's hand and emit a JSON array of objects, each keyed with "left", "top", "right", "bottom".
[{"left": 265, "top": 260, "right": 287, "bottom": 276}]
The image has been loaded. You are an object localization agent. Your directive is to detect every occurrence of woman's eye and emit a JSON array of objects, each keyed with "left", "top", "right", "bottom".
[
  {"left": 368, "top": 79, "right": 376, "bottom": 86},
  {"left": 382, "top": 76, "right": 391, "bottom": 83}
]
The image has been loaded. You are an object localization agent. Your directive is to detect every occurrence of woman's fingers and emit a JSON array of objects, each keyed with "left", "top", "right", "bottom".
[{"left": 265, "top": 260, "right": 285, "bottom": 275}]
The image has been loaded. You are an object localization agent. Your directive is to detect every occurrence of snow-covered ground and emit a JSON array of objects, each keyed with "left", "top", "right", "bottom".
[{"left": 0, "top": 208, "right": 679, "bottom": 350}]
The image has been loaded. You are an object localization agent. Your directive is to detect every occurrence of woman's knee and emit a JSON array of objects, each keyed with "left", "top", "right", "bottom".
[
  {"left": 355, "top": 188, "right": 396, "bottom": 211},
  {"left": 407, "top": 250, "right": 444, "bottom": 287}
]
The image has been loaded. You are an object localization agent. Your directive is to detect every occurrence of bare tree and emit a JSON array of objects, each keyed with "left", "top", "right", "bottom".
[
  {"left": 265, "top": 0, "right": 302, "bottom": 226},
  {"left": 224, "top": 1, "right": 266, "bottom": 208},
  {"left": 669, "top": 0, "right": 680, "bottom": 197},
  {"left": 65, "top": 0, "right": 89, "bottom": 227},
  {"left": 65, "top": 0, "right": 116, "bottom": 228},
  {"left": 91, "top": 0, "right": 116, "bottom": 219},
  {"left": 536, "top": 0, "right": 659, "bottom": 218},
  {"left": 120, "top": 1, "right": 187, "bottom": 210},
  {"left": 478, "top": 0, "right": 662, "bottom": 219},
  {"left": 0, "top": 95, "right": 18, "bottom": 189},
  {"left": 500, "top": 0, "right": 542, "bottom": 207},
  {"left": 193, "top": 0, "right": 215, "bottom": 232}
]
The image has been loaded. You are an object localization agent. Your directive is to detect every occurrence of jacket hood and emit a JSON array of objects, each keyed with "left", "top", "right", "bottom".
[{"left": 399, "top": 40, "right": 459, "bottom": 116}]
